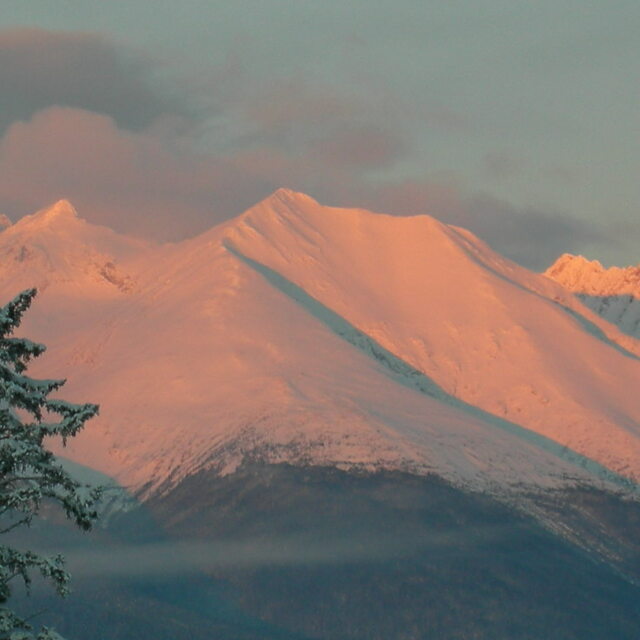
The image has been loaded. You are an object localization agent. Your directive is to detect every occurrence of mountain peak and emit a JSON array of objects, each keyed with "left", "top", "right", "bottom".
[
  {"left": 36, "top": 199, "right": 78, "bottom": 222},
  {"left": 224, "top": 187, "right": 325, "bottom": 239},
  {"left": 545, "top": 253, "right": 640, "bottom": 294},
  {"left": 545, "top": 253, "right": 640, "bottom": 337},
  {"left": 9, "top": 199, "right": 82, "bottom": 235},
  {"left": 267, "top": 187, "right": 319, "bottom": 207},
  {"left": 547, "top": 253, "right": 603, "bottom": 273}
]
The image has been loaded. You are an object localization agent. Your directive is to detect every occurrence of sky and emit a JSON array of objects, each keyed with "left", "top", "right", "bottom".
[{"left": 0, "top": 1, "right": 637, "bottom": 269}]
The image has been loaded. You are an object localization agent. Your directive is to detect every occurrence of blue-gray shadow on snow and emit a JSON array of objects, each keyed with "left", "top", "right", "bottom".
[
  {"left": 571, "top": 293, "right": 640, "bottom": 341},
  {"left": 224, "top": 240, "right": 638, "bottom": 493}
]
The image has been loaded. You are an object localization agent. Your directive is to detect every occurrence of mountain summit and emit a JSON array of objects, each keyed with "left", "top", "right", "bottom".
[
  {"left": 29, "top": 198, "right": 78, "bottom": 223},
  {"left": 0, "top": 199, "right": 149, "bottom": 297},
  {"left": 5, "top": 199, "right": 81, "bottom": 236}
]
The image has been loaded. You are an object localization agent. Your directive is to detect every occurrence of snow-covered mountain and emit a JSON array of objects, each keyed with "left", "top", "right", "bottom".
[
  {"left": 545, "top": 253, "right": 640, "bottom": 338},
  {"left": 2, "top": 190, "right": 639, "bottom": 499},
  {"left": 0, "top": 199, "right": 145, "bottom": 290}
]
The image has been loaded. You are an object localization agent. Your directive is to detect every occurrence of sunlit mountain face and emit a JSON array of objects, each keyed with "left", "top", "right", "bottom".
[{"left": 3, "top": 192, "right": 640, "bottom": 639}]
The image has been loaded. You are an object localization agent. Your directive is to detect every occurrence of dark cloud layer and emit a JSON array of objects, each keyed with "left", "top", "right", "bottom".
[
  {"left": 0, "top": 28, "right": 627, "bottom": 270},
  {"left": 448, "top": 194, "right": 609, "bottom": 270},
  {"left": 0, "top": 28, "right": 180, "bottom": 132},
  {"left": 313, "top": 124, "right": 406, "bottom": 170},
  {"left": 0, "top": 106, "right": 620, "bottom": 270}
]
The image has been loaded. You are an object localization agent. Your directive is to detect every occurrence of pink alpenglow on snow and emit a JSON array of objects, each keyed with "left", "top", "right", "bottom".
[
  {"left": 546, "top": 253, "right": 640, "bottom": 338},
  {"left": 1, "top": 190, "right": 639, "bottom": 498}
]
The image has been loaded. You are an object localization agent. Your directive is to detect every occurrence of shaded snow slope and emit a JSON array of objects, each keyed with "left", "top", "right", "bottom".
[
  {"left": 546, "top": 253, "right": 640, "bottom": 338},
  {"left": 1, "top": 193, "right": 639, "bottom": 497}
]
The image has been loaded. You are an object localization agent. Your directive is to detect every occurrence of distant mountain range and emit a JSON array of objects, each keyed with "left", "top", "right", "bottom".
[{"left": 2, "top": 191, "right": 640, "bottom": 639}]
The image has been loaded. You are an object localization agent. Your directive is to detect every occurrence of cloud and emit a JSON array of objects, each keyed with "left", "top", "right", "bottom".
[
  {"left": 235, "top": 76, "right": 361, "bottom": 135},
  {"left": 0, "top": 104, "right": 407, "bottom": 241},
  {"left": 0, "top": 105, "right": 620, "bottom": 270},
  {"left": 449, "top": 193, "right": 609, "bottom": 270},
  {"left": 482, "top": 151, "right": 527, "bottom": 179},
  {"left": 0, "top": 28, "right": 182, "bottom": 132},
  {"left": 313, "top": 124, "right": 406, "bottom": 170},
  {"left": 0, "top": 106, "right": 324, "bottom": 239},
  {"left": 204, "top": 71, "right": 411, "bottom": 173},
  {"left": 0, "top": 21, "right": 633, "bottom": 272},
  {"left": 54, "top": 524, "right": 514, "bottom": 580},
  {"left": 0, "top": 107, "right": 219, "bottom": 238}
]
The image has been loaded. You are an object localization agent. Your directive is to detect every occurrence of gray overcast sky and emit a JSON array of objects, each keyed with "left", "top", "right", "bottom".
[{"left": 0, "top": 1, "right": 638, "bottom": 268}]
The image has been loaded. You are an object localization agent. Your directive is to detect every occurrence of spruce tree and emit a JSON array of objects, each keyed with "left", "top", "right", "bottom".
[{"left": 0, "top": 289, "right": 100, "bottom": 640}]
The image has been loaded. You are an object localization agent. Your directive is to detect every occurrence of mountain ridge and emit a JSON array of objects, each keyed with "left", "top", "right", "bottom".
[{"left": 1, "top": 192, "right": 639, "bottom": 499}]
